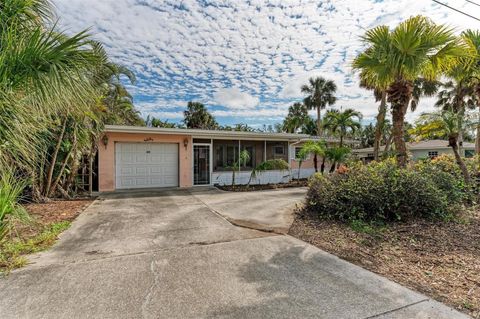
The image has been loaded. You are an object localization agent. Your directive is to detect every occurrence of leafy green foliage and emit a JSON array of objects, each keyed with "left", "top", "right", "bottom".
[
  {"left": 0, "top": 170, "right": 29, "bottom": 242},
  {"left": 0, "top": 221, "right": 71, "bottom": 273},
  {"left": 282, "top": 103, "right": 310, "bottom": 133},
  {"left": 306, "top": 159, "right": 471, "bottom": 223},
  {"left": 183, "top": 102, "right": 218, "bottom": 129},
  {"left": 248, "top": 159, "right": 289, "bottom": 185},
  {"left": 322, "top": 108, "right": 362, "bottom": 146}
]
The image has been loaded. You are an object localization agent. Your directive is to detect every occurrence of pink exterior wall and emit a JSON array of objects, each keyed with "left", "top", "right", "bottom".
[
  {"left": 290, "top": 143, "right": 315, "bottom": 169},
  {"left": 98, "top": 132, "right": 193, "bottom": 192}
]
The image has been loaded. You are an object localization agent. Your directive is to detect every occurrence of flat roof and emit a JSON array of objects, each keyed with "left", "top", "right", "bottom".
[{"left": 105, "top": 125, "right": 310, "bottom": 141}]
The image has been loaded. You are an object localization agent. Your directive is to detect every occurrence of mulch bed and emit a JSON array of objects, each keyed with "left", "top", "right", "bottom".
[
  {"left": 288, "top": 209, "right": 480, "bottom": 318},
  {"left": 217, "top": 179, "right": 308, "bottom": 192},
  {"left": 12, "top": 199, "right": 94, "bottom": 240}
]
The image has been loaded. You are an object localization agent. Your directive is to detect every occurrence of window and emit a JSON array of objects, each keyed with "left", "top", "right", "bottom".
[
  {"left": 465, "top": 150, "right": 475, "bottom": 158},
  {"left": 428, "top": 151, "right": 438, "bottom": 159},
  {"left": 273, "top": 145, "right": 285, "bottom": 156},
  {"left": 294, "top": 146, "right": 310, "bottom": 160},
  {"left": 213, "top": 143, "right": 256, "bottom": 170},
  {"left": 242, "top": 146, "right": 255, "bottom": 168},
  {"left": 215, "top": 145, "right": 224, "bottom": 167},
  {"left": 226, "top": 146, "right": 237, "bottom": 166}
]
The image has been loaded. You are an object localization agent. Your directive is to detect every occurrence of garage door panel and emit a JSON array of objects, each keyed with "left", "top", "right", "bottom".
[{"left": 115, "top": 143, "right": 179, "bottom": 189}]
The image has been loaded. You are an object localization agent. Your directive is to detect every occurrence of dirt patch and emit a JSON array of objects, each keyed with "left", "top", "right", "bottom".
[
  {"left": 288, "top": 210, "right": 480, "bottom": 317},
  {"left": 25, "top": 199, "right": 93, "bottom": 225},
  {"left": 1, "top": 199, "right": 94, "bottom": 273},
  {"left": 217, "top": 179, "right": 308, "bottom": 192}
]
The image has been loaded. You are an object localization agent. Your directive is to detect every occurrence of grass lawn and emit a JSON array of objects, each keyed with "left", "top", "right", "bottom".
[
  {"left": 0, "top": 199, "right": 93, "bottom": 274},
  {"left": 289, "top": 209, "right": 480, "bottom": 318}
]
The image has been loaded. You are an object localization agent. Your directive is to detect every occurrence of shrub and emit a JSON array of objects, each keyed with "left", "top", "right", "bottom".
[
  {"left": 0, "top": 170, "right": 29, "bottom": 242},
  {"left": 306, "top": 159, "right": 467, "bottom": 223}
]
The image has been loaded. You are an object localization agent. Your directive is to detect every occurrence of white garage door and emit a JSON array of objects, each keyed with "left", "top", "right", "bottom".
[{"left": 115, "top": 143, "right": 179, "bottom": 189}]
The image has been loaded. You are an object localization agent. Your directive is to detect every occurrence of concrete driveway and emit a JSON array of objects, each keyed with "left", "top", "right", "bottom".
[{"left": 0, "top": 188, "right": 468, "bottom": 319}]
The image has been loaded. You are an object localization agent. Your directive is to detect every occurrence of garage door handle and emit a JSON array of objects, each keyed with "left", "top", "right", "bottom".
[{"left": 146, "top": 151, "right": 151, "bottom": 154}]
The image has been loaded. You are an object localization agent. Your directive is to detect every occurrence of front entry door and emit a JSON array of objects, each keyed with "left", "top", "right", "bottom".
[{"left": 193, "top": 145, "right": 210, "bottom": 185}]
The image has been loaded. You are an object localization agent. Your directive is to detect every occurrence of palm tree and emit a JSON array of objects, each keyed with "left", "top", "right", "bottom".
[
  {"left": 301, "top": 77, "right": 337, "bottom": 136},
  {"left": 183, "top": 102, "right": 218, "bottom": 129},
  {"left": 300, "top": 140, "right": 327, "bottom": 173},
  {"left": 353, "top": 16, "right": 466, "bottom": 167},
  {"left": 0, "top": 0, "right": 105, "bottom": 202},
  {"left": 419, "top": 110, "right": 475, "bottom": 183},
  {"left": 325, "top": 146, "right": 351, "bottom": 173},
  {"left": 461, "top": 30, "right": 480, "bottom": 155},
  {"left": 283, "top": 103, "right": 310, "bottom": 133},
  {"left": 322, "top": 108, "right": 362, "bottom": 147}
]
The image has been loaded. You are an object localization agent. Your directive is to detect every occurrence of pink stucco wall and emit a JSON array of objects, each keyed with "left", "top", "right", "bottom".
[
  {"left": 98, "top": 132, "right": 193, "bottom": 192},
  {"left": 290, "top": 143, "right": 315, "bottom": 169}
]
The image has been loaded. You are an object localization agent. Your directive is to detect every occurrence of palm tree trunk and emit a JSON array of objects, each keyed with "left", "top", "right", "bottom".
[
  {"left": 44, "top": 117, "right": 67, "bottom": 196},
  {"left": 313, "top": 154, "right": 318, "bottom": 172},
  {"left": 449, "top": 135, "right": 471, "bottom": 184},
  {"left": 476, "top": 102, "right": 480, "bottom": 155},
  {"left": 339, "top": 134, "right": 344, "bottom": 148},
  {"left": 391, "top": 104, "right": 408, "bottom": 167},
  {"left": 49, "top": 124, "right": 77, "bottom": 197},
  {"left": 373, "top": 91, "right": 387, "bottom": 161},
  {"left": 317, "top": 107, "right": 322, "bottom": 136},
  {"left": 320, "top": 157, "right": 326, "bottom": 174},
  {"left": 329, "top": 162, "right": 336, "bottom": 173}
]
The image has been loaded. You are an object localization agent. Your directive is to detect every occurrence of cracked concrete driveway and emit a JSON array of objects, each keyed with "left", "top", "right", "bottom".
[{"left": 0, "top": 188, "right": 469, "bottom": 319}]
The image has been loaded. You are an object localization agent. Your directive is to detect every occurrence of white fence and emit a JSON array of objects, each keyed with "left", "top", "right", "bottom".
[{"left": 212, "top": 168, "right": 316, "bottom": 186}]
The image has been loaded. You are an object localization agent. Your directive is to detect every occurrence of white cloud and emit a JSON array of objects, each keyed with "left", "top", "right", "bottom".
[
  {"left": 213, "top": 88, "right": 259, "bottom": 110},
  {"left": 51, "top": 0, "right": 480, "bottom": 124}
]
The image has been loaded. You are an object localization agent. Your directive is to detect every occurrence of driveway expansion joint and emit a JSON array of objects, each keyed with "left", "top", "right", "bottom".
[{"left": 364, "top": 298, "right": 430, "bottom": 318}]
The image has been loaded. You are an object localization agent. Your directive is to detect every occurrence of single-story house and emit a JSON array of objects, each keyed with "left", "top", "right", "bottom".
[
  {"left": 98, "top": 125, "right": 338, "bottom": 192},
  {"left": 353, "top": 139, "right": 476, "bottom": 162}
]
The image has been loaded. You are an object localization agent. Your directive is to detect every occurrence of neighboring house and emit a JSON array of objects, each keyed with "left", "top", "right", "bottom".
[
  {"left": 353, "top": 139, "right": 476, "bottom": 162},
  {"left": 98, "top": 125, "right": 342, "bottom": 192}
]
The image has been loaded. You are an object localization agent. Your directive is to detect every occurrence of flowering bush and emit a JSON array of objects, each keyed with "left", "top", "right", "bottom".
[{"left": 306, "top": 158, "right": 472, "bottom": 223}]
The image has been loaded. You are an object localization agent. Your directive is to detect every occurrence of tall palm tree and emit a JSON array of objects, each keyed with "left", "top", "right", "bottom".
[
  {"left": 283, "top": 102, "right": 309, "bottom": 133},
  {"left": 301, "top": 77, "right": 337, "bottom": 136},
  {"left": 322, "top": 108, "right": 362, "bottom": 147},
  {"left": 353, "top": 16, "right": 466, "bottom": 167},
  {"left": 183, "top": 102, "right": 218, "bottom": 129}
]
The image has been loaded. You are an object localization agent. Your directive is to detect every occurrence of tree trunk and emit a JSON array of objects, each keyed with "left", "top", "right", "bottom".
[
  {"left": 49, "top": 124, "right": 77, "bottom": 197},
  {"left": 329, "top": 162, "right": 336, "bottom": 173},
  {"left": 449, "top": 135, "right": 471, "bottom": 184},
  {"left": 317, "top": 107, "right": 322, "bottom": 136},
  {"left": 313, "top": 154, "right": 318, "bottom": 172},
  {"left": 476, "top": 101, "right": 480, "bottom": 155},
  {"left": 339, "top": 134, "right": 344, "bottom": 148},
  {"left": 44, "top": 117, "right": 67, "bottom": 196},
  {"left": 320, "top": 157, "right": 326, "bottom": 174},
  {"left": 391, "top": 104, "right": 408, "bottom": 167},
  {"left": 297, "top": 161, "right": 302, "bottom": 180},
  {"left": 373, "top": 91, "right": 387, "bottom": 161},
  {"left": 384, "top": 134, "right": 393, "bottom": 154}
]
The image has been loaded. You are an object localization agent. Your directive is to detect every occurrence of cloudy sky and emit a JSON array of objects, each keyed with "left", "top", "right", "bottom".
[{"left": 53, "top": 0, "right": 480, "bottom": 127}]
